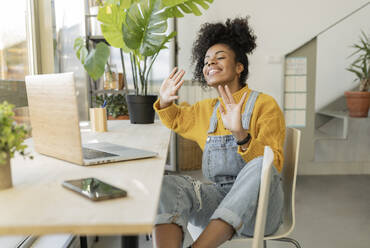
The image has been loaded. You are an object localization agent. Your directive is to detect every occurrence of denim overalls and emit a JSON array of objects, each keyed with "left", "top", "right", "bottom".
[{"left": 155, "top": 91, "right": 284, "bottom": 244}]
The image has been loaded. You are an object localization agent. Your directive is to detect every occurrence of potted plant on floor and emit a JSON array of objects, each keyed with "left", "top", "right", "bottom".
[
  {"left": 345, "top": 31, "right": 370, "bottom": 117},
  {"left": 94, "top": 93, "right": 130, "bottom": 120},
  {"left": 0, "top": 101, "right": 33, "bottom": 190},
  {"left": 97, "top": 0, "right": 214, "bottom": 123}
]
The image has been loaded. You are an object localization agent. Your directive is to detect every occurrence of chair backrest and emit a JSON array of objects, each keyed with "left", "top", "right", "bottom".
[
  {"left": 230, "top": 128, "right": 301, "bottom": 248},
  {"left": 280, "top": 127, "right": 301, "bottom": 234},
  {"left": 252, "top": 146, "right": 275, "bottom": 248}
]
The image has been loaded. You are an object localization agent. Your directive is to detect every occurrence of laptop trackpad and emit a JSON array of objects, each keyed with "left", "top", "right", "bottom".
[
  {"left": 82, "top": 147, "right": 119, "bottom": 160},
  {"left": 82, "top": 142, "right": 156, "bottom": 159}
]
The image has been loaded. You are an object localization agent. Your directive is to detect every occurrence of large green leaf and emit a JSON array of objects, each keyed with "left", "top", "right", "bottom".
[
  {"left": 161, "top": 0, "right": 186, "bottom": 7},
  {"left": 178, "top": 3, "right": 192, "bottom": 13},
  {"left": 105, "top": 0, "right": 120, "bottom": 4},
  {"left": 161, "top": 31, "right": 176, "bottom": 48},
  {"left": 120, "top": 0, "right": 132, "bottom": 8},
  {"left": 84, "top": 42, "right": 110, "bottom": 80},
  {"left": 98, "top": 4, "right": 127, "bottom": 49},
  {"left": 73, "top": 37, "right": 88, "bottom": 64},
  {"left": 123, "top": 0, "right": 169, "bottom": 57},
  {"left": 163, "top": 0, "right": 212, "bottom": 18},
  {"left": 163, "top": 7, "right": 183, "bottom": 17}
]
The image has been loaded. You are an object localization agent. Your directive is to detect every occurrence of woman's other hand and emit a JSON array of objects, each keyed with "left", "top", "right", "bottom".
[
  {"left": 159, "top": 68, "right": 185, "bottom": 109},
  {"left": 218, "top": 85, "right": 248, "bottom": 141}
]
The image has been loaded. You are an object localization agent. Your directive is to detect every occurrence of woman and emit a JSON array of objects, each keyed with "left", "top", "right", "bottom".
[{"left": 153, "top": 17, "right": 285, "bottom": 248}]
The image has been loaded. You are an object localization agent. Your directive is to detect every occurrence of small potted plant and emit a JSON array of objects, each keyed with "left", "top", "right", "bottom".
[
  {"left": 97, "top": 0, "right": 214, "bottom": 123},
  {"left": 94, "top": 93, "right": 129, "bottom": 120},
  {"left": 0, "top": 101, "right": 33, "bottom": 190},
  {"left": 345, "top": 31, "right": 370, "bottom": 117}
]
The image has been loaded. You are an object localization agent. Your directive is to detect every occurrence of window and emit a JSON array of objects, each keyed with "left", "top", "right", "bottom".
[
  {"left": 0, "top": 0, "right": 29, "bottom": 106},
  {"left": 52, "top": 0, "right": 88, "bottom": 120},
  {"left": 284, "top": 57, "right": 307, "bottom": 127}
]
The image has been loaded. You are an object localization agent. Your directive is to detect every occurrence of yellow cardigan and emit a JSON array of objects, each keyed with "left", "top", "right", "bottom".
[{"left": 153, "top": 85, "right": 286, "bottom": 172}]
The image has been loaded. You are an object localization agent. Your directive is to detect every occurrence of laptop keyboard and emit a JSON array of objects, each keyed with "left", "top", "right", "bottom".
[{"left": 82, "top": 147, "right": 119, "bottom": 160}]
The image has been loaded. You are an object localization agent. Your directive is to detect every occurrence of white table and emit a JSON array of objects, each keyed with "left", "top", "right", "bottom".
[{"left": 0, "top": 120, "right": 171, "bottom": 247}]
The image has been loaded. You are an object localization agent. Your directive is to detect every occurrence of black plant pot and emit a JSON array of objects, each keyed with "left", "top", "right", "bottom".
[{"left": 126, "top": 95, "right": 158, "bottom": 124}]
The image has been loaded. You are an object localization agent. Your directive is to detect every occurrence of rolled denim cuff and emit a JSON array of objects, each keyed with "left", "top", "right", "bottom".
[
  {"left": 154, "top": 213, "right": 187, "bottom": 230},
  {"left": 210, "top": 207, "right": 245, "bottom": 237}
]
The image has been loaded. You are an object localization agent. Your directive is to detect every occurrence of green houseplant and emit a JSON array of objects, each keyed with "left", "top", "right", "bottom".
[
  {"left": 97, "top": 0, "right": 214, "bottom": 123},
  {"left": 0, "top": 101, "right": 33, "bottom": 190},
  {"left": 94, "top": 93, "right": 129, "bottom": 119},
  {"left": 73, "top": 37, "right": 110, "bottom": 81},
  {"left": 345, "top": 31, "right": 370, "bottom": 117}
]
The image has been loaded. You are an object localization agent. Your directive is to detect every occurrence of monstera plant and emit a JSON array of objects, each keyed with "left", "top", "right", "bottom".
[{"left": 97, "top": 0, "right": 213, "bottom": 123}]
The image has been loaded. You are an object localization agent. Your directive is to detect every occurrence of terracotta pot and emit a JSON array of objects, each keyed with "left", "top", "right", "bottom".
[
  {"left": 108, "top": 115, "right": 130, "bottom": 120},
  {"left": 0, "top": 154, "right": 12, "bottom": 190},
  {"left": 344, "top": 91, "right": 370, "bottom": 117}
]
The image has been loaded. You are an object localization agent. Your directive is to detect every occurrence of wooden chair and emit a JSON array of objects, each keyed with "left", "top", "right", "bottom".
[
  {"left": 249, "top": 127, "right": 302, "bottom": 248},
  {"left": 188, "top": 128, "right": 302, "bottom": 248}
]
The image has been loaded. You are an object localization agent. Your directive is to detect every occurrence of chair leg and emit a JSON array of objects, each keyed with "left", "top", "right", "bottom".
[{"left": 271, "top": 237, "right": 301, "bottom": 248}]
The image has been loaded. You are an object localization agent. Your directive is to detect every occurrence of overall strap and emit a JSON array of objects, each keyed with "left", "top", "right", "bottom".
[
  {"left": 207, "top": 101, "right": 220, "bottom": 134},
  {"left": 241, "top": 90, "right": 260, "bottom": 130}
]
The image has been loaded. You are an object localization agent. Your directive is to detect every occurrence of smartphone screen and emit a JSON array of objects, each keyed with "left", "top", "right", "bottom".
[{"left": 62, "top": 177, "right": 127, "bottom": 201}]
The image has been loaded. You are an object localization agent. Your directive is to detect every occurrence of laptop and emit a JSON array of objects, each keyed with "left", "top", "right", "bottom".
[{"left": 25, "top": 72, "right": 157, "bottom": 166}]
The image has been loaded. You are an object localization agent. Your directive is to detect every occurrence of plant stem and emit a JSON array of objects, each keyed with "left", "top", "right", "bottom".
[
  {"left": 144, "top": 52, "right": 160, "bottom": 91},
  {"left": 133, "top": 55, "right": 140, "bottom": 95},
  {"left": 132, "top": 54, "right": 139, "bottom": 95},
  {"left": 120, "top": 48, "right": 128, "bottom": 94},
  {"left": 136, "top": 56, "right": 145, "bottom": 95},
  {"left": 143, "top": 56, "right": 148, "bottom": 95},
  {"left": 130, "top": 53, "right": 138, "bottom": 95}
]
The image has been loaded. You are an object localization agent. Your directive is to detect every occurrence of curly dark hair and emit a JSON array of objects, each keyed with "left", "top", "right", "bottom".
[{"left": 191, "top": 17, "right": 257, "bottom": 87}]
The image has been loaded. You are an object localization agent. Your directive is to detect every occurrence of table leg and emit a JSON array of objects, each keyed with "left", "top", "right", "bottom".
[
  {"left": 80, "top": 236, "right": 88, "bottom": 248},
  {"left": 121, "top": 235, "right": 138, "bottom": 248}
]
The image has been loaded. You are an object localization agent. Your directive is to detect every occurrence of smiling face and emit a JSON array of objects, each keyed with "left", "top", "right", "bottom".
[{"left": 203, "top": 43, "right": 244, "bottom": 90}]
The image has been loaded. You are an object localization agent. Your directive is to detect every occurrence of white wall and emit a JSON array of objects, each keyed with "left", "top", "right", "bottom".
[
  {"left": 316, "top": 5, "right": 370, "bottom": 111},
  {"left": 177, "top": 0, "right": 369, "bottom": 107}
]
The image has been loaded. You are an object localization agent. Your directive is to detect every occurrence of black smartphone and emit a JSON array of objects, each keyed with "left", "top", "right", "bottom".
[{"left": 62, "top": 177, "right": 127, "bottom": 201}]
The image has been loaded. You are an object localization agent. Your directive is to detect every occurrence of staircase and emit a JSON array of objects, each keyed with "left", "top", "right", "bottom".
[
  {"left": 285, "top": 2, "right": 370, "bottom": 175},
  {"left": 314, "top": 109, "right": 370, "bottom": 162}
]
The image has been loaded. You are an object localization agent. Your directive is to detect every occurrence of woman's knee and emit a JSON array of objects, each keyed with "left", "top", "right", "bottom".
[
  {"left": 158, "top": 175, "right": 193, "bottom": 214},
  {"left": 158, "top": 175, "right": 181, "bottom": 209},
  {"left": 240, "top": 156, "right": 263, "bottom": 176},
  {"left": 161, "top": 175, "right": 180, "bottom": 193}
]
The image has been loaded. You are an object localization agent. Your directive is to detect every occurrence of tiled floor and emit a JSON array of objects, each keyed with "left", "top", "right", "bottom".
[{"left": 93, "top": 174, "right": 370, "bottom": 248}]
